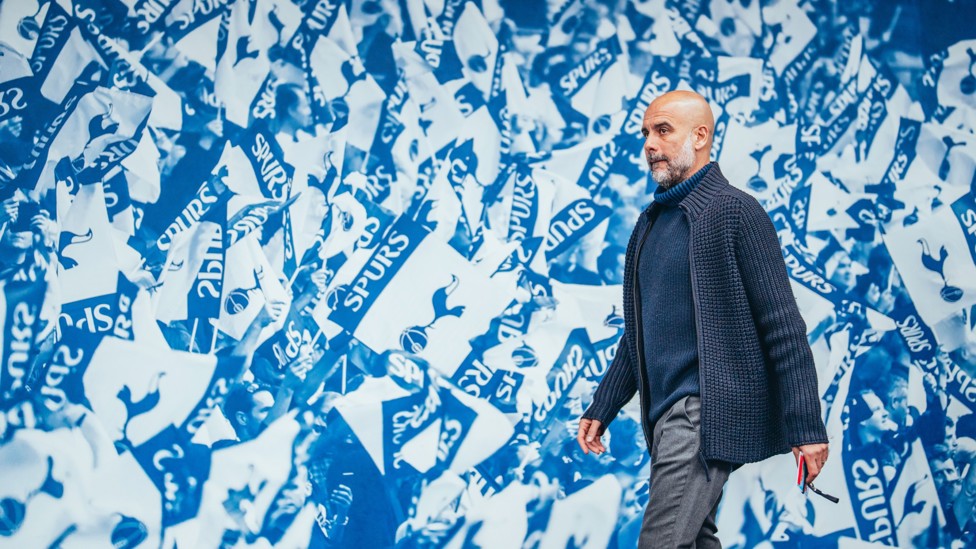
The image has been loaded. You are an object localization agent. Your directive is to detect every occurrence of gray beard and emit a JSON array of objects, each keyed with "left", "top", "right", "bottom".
[
  {"left": 650, "top": 136, "right": 696, "bottom": 189},
  {"left": 651, "top": 160, "right": 693, "bottom": 189}
]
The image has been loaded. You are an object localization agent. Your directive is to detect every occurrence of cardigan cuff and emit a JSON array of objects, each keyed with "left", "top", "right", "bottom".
[
  {"left": 787, "top": 423, "right": 829, "bottom": 448},
  {"left": 581, "top": 399, "right": 620, "bottom": 427}
]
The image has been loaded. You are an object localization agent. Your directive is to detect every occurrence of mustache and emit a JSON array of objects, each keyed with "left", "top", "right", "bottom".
[{"left": 646, "top": 154, "right": 669, "bottom": 165}]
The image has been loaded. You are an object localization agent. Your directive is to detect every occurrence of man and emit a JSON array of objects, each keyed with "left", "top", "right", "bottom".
[
  {"left": 576, "top": 90, "right": 829, "bottom": 548},
  {"left": 273, "top": 83, "right": 314, "bottom": 142},
  {"left": 845, "top": 389, "right": 900, "bottom": 482},
  {"left": 222, "top": 382, "right": 276, "bottom": 443},
  {"left": 930, "top": 439, "right": 976, "bottom": 544},
  {"left": 0, "top": 198, "right": 55, "bottom": 281}
]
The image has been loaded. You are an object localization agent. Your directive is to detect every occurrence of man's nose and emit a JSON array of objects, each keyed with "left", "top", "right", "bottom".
[{"left": 644, "top": 135, "right": 657, "bottom": 154}]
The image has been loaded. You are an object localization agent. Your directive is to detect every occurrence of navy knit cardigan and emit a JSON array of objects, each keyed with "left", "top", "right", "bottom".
[{"left": 583, "top": 163, "right": 829, "bottom": 464}]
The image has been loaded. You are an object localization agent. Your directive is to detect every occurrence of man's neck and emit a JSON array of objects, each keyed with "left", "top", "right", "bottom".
[
  {"left": 684, "top": 158, "right": 710, "bottom": 181},
  {"left": 654, "top": 162, "right": 713, "bottom": 205},
  {"left": 659, "top": 158, "right": 711, "bottom": 190}
]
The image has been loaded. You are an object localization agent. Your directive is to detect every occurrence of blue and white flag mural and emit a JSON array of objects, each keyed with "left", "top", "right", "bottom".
[{"left": 0, "top": 0, "right": 975, "bottom": 547}]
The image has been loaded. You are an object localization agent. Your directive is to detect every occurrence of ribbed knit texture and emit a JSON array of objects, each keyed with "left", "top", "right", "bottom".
[
  {"left": 582, "top": 163, "right": 829, "bottom": 464},
  {"left": 640, "top": 164, "right": 713, "bottom": 427},
  {"left": 653, "top": 162, "right": 712, "bottom": 206}
]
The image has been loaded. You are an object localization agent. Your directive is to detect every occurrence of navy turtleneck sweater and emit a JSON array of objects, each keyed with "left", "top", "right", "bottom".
[{"left": 639, "top": 162, "right": 713, "bottom": 427}]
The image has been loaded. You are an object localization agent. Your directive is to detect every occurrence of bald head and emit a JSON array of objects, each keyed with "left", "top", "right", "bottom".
[
  {"left": 650, "top": 91, "right": 715, "bottom": 140},
  {"left": 641, "top": 90, "right": 715, "bottom": 188}
]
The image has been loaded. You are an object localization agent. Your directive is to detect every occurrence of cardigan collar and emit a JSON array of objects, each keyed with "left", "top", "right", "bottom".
[
  {"left": 646, "top": 161, "right": 730, "bottom": 222},
  {"left": 653, "top": 163, "right": 713, "bottom": 206}
]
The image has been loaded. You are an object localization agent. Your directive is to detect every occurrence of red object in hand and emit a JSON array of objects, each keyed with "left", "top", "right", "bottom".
[{"left": 797, "top": 452, "right": 807, "bottom": 493}]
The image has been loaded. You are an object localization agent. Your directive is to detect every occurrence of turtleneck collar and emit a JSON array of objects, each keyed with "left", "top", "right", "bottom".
[{"left": 653, "top": 162, "right": 714, "bottom": 207}]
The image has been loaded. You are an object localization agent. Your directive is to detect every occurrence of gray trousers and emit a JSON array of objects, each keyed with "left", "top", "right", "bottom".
[{"left": 638, "top": 395, "right": 732, "bottom": 549}]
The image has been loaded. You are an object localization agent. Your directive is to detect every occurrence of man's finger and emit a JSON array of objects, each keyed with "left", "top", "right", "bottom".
[
  {"left": 811, "top": 447, "right": 827, "bottom": 469},
  {"left": 806, "top": 460, "right": 821, "bottom": 484},
  {"left": 586, "top": 437, "right": 603, "bottom": 454},
  {"left": 591, "top": 438, "right": 606, "bottom": 454},
  {"left": 585, "top": 421, "right": 604, "bottom": 454},
  {"left": 577, "top": 421, "right": 590, "bottom": 454},
  {"left": 585, "top": 420, "right": 601, "bottom": 442}
]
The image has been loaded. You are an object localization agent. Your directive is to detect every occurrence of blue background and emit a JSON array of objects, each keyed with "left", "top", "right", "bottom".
[{"left": 1, "top": 0, "right": 976, "bottom": 547}]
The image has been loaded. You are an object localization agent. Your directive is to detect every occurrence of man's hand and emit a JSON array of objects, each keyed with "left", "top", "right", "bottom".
[
  {"left": 286, "top": 345, "right": 314, "bottom": 382},
  {"left": 31, "top": 213, "right": 57, "bottom": 247},
  {"left": 794, "top": 442, "right": 829, "bottom": 484},
  {"left": 577, "top": 417, "right": 606, "bottom": 455},
  {"left": 329, "top": 484, "right": 354, "bottom": 515},
  {"left": 255, "top": 299, "right": 287, "bottom": 328},
  {"left": 1, "top": 198, "right": 19, "bottom": 225}
]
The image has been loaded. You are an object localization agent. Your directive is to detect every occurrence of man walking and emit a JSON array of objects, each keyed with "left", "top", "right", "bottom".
[{"left": 576, "top": 90, "right": 829, "bottom": 548}]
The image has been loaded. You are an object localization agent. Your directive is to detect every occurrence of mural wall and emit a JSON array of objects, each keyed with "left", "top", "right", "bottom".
[{"left": 0, "top": 0, "right": 975, "bottom": 546}]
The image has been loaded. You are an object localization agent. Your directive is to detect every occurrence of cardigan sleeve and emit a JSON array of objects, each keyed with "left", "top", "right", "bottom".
[
  {"left": 581, "top": 328, "right": 638, "bottom": 427},
  {"left": 734, "top": 199, "right": 829, "bottom": 447}
]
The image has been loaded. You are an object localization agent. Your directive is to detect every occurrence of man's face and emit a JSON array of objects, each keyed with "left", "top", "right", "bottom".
[
  {"left": 887, "top": 383, "right": 908, "bottom": 426},
  {"left": 237, "top": 389, "right": 274, "bottom": 440},
  {"left": 830, "top": 253, "right": 856, "bottom": 291},
  {"left": 641, "top": 101, "right": 698, "bottom": 189},
  {"left": 861, "top": 392, "right": 898, "bottom": 436},
  {"left": 1, "top": 228, "right": 32, "bottom": 251},
  {"left": 946, "top": 416, "right": 959, "bottom": 454},
  {"left": 289, "top": 92, "right": 313, "bottom": 130},
  {"left": 250, "top": 389, "right": 274, "bottom": 425},
  {"left": 933, "top": 456, "right": 962, "bottom": 503}
]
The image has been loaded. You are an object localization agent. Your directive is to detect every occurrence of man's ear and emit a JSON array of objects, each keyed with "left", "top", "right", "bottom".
[
  {"left": 236, "top": 411, "right": 249, "bottom": 426},
  {"left": 694, "top": 125, "right": 710, "bottom": 149}
]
